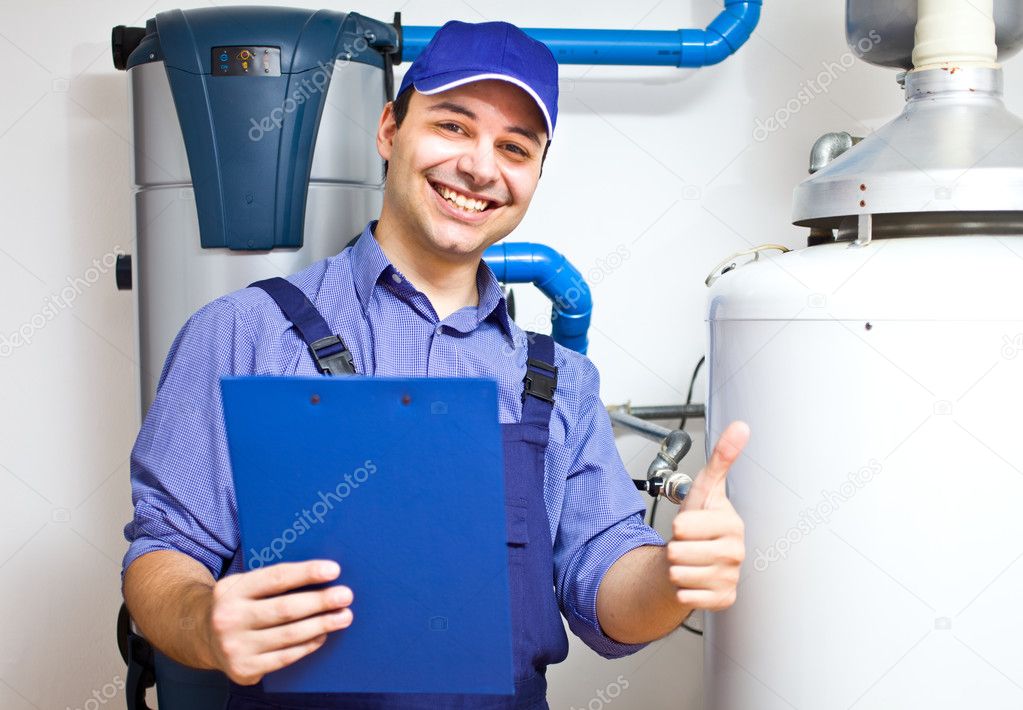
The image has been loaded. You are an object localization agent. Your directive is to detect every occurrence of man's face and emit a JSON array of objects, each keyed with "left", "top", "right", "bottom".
[{"left": 376, "top": 80, "right": 548, "bottom": 261}]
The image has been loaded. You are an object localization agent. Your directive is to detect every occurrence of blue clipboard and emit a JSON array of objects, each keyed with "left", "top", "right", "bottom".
[{"left": 220, "top": 376, "right": 514, "bottom": 695}]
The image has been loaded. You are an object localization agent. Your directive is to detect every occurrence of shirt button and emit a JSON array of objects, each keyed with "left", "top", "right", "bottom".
[
  {"left": 391, "top": 273, "right": 402, "bottom": 284},
  {"left": 435, "top": 325, "right": 444, "bottom": 335}
]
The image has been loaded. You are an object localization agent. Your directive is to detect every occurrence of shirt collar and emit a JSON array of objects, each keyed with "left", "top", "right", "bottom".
[
  {"left": 349, "top": 221, "right": 514, "bottom": 340},
  {"left": 350, "top": 221, "right": 394, "bottom": 309},
  {"left": 473, "top": 259, "right": 514, "bottom": 339}
]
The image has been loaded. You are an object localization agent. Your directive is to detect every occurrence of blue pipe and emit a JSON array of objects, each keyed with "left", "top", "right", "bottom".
[
  {"left": 484, "top": 243, "right": 592, "bottom": 354},
  {"left": 402, "top": 0, "right": 761, "bottom": 67}
]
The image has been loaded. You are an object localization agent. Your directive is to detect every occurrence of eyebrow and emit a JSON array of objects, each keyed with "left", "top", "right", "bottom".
[
  {"left": 427, "top": 100, "right": 544, "bottom": 148},
  {"left": 428, "top": 100, "right": 477, "bottom": 120},
  {"left": 506, "top": 125, "right": 543, "bottom": 148}
]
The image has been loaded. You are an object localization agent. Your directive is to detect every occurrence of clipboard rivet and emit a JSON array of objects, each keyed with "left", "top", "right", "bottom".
[
  {"left": 401, "top": 394, "right": 412, "bottom": 405},
  {"left": 310, "top": 394, "right": 321, "bottom": 405}
]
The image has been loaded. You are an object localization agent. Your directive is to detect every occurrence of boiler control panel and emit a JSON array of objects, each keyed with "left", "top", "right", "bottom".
[{"left": 211, "top": 46, "right": 281, "bottom": 76}]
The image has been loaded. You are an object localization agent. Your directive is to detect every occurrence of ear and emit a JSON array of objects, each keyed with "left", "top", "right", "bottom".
[{"left": 376, "top": 101, "right": 398, "bottom": 161}]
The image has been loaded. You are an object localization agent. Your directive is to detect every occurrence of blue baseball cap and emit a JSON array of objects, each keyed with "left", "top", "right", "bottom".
[{"left": 397, "top": 20, "right": 559, "bottom": 139}]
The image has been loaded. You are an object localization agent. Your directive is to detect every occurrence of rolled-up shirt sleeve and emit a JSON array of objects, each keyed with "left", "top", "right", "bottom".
[
  {"left": 122, "top": 297, "right": 255, "bottom": 581},
  {"left": 552, "top": 357, "right": 666, "bottom": 659}
]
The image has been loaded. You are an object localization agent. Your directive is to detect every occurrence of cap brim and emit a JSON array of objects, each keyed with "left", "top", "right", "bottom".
[{"left": 414, "top": 71, "right": 553, "bottom": 139}]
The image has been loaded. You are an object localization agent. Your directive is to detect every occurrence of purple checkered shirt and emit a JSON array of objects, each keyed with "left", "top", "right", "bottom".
[{"left": 123, "top": 221, "right": 665, "bottom": 658}]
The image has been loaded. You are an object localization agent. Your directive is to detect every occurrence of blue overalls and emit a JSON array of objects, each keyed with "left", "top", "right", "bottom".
[{"left": 227, "top": 277, "right": 570, "bottom": 709}]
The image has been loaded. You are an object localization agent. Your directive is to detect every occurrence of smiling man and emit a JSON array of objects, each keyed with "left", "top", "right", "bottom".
[{"left": 122, "top": 20, "right": 748, "bottom": 710}]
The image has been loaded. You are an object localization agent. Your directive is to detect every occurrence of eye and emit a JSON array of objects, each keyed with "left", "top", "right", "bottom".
[
  {"left": 438, "top": 122, "right": 465, "bottom": 134},
  {"left": 503, "top": 143, "right": 529, "bottom": 158}
]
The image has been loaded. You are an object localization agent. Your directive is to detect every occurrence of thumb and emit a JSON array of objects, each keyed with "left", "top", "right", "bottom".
[{"left": 682, "top": 421, "right": 750, "bottom": 511}]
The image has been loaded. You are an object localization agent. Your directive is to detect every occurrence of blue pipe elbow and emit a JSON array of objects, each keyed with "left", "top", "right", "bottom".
[
  {"left": 402, "top": 0, "right": 760, "bottom": 68},
  {"left": 483, "top": 243, "right": 591, "bottom": 354},
  {"left": 689, "top": 0, "right": 762, "bottom": 67}
]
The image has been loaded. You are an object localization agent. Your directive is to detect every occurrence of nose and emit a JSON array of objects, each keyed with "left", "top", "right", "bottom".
[{"left": 456, "top": 138, "right": 500, "bottom": 189}]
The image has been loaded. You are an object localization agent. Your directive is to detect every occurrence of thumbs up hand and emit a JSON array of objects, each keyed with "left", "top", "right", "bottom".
[{"left": 666, "top": 421, "right": 750, "bottom": 612}]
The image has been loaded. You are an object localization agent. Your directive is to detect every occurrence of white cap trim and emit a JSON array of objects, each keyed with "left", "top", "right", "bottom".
[{"left": 415, "top": 72, "right": 553, "bottom": 138}]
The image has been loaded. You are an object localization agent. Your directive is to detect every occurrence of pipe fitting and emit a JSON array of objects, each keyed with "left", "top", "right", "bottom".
[
  {"left": 913, "top": 0, "right": 998, "bottom": 69},
  {"left": 483, "top": 242, "right": 591, "bottom": 354}
]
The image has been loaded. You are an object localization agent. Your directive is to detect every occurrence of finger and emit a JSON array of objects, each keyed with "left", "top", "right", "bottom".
[
  {"left": 672, "top": 509, "right": 744, "bottom": 542},
  {"left": 250, "top": 633, "right": 329, "bottom": 678},
  {"left": 239, "top": 561, "right": 341, "bottom": 599},
  {"left": 683, "top": 421, "right": 750, "bottom": 511},
  {"left": 676, "top": 588, "right": 737, "bottom": 611},
  {"left": 666, "top": 539, "right": 745, "bottom": 567},
  {"left": 248, "top": 585, "right": 354, "bottom": 629},
  {"left": 685, "top": 421, "right": 750, "bottom": 510},
  {"left": 668, "top": 564, "right": 737, "bottom": 590},
  {"left": 250, "top": 608, "right": 354, "bottom": 653}
]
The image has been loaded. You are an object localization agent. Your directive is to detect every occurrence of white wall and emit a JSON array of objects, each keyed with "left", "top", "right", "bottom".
[{"left": 4, "top": 1, "right": 1021, "bottom": 708}]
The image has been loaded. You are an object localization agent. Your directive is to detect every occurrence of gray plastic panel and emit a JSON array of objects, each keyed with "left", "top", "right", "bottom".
[
  {"left": 135, "top": 183, "right": 382, "bottom": 410},
  {"left": 129, "top": 59, "right": 385, "bottom": 188}
]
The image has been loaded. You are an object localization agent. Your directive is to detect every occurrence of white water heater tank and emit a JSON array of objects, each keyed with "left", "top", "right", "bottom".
[
  {"left": 704, "top": 11, "right": 1023, "bottom": 705},
  {"left": 705, "top": 236, "right": 1023, "bottom": 708}
]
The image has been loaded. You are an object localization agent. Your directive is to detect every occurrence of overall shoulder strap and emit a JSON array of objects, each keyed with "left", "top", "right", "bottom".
[
  {"left": 522, "top": 332, "right": 557, "bottom": 426},
  {"left": 249, "top": 277, "right": 356, "bottom": 375}
]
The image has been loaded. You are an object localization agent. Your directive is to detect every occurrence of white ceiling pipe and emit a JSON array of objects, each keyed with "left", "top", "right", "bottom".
[{"left": 912, "top": 0, "right": 998, "bottom": 69}]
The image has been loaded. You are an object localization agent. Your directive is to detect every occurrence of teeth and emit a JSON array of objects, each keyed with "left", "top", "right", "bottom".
[{"left": 436, "top": 184, "right": 488, "bottom": 213}]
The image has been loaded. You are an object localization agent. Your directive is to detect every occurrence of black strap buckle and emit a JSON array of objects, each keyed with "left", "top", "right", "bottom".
[
  {"left": 310, "top": 335, "right": 355, "bottom": 376},
  {"left": 523, "top": 357, "right": 557, "bottom": 403}
]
